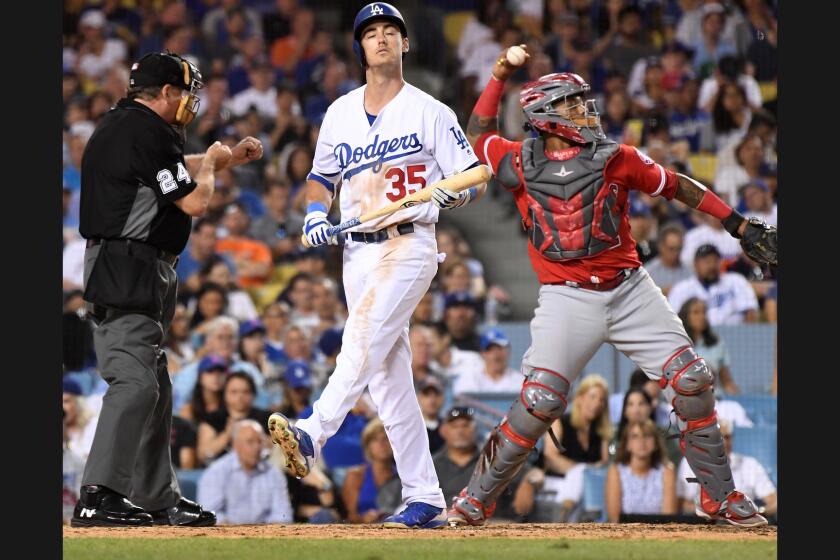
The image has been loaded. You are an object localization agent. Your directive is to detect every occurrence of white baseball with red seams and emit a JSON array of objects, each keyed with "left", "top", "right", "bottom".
[
  {"left": 299, "top": 81, "right": 478, "bottom": 509},
  {"left": 506, "top": 45, "right": 527, "bottom": 66}
]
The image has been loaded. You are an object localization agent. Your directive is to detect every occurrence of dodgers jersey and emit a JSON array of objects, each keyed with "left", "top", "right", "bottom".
[{"left": 307, "top": 82, "right": 479, "bottom": 233}]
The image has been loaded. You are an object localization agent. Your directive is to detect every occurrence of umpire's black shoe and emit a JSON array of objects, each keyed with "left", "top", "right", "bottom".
[
  {"left": 70, "top": 485, "right": 153, "bottom": 527},
  {"left": 150, "top": 497, "right": 217, "bottom": 527}
]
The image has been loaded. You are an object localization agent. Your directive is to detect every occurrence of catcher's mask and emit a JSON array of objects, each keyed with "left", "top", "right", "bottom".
[
  {"left": 130, "top": 52, "right": 204, "bottom": 127},
  {"left": 519, "top": 72, "right": 606, "bottom": 144}
]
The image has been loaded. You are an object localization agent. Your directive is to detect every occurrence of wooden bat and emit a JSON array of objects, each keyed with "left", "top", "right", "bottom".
[{"left": 301, "top": 164, "right": 492, "bottom": 247}]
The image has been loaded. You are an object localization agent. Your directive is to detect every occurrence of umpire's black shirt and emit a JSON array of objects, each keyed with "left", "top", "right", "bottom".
[{"left": 80, "top": 98, "right": 197, "bottom": 255}]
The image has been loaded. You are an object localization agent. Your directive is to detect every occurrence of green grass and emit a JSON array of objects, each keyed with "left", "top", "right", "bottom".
[{"left": 64, "top": 538, "right": 776, "bottom": 560}]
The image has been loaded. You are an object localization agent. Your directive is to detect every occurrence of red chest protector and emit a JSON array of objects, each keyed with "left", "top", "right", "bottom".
[{"left": 501, "top": 137, "right": 623, "bottom": 261}]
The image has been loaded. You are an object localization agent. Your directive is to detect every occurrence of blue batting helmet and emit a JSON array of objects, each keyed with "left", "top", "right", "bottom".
[{"left": 352, "top": 2, "right": 408, "bottom": 68}]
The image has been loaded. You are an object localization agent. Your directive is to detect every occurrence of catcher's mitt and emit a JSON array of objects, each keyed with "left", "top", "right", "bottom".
[{"left": 740, "top": 217, "right": 777, "bottom": 266}]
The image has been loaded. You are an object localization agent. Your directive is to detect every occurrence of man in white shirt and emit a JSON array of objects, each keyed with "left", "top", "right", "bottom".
[
  {"left": 428, "top": 322, "right": 484, "bottom": 382},
  {"left": 644, "top": 222, "right": 693, "bottom": 296},
  {"left": 677, "top": 419, "right": 776, "bottom": 518},
  {"left": 740, "top": 180, "right": 777, "bottom": 227},
  {"left": 452, "top": 327, "right": 523, "bottom": 395},
  {"left": 227, "top": 59, "right": 278, "bottom": 119},
  {"left": 680, "top": 214, "right": 743, "bottom": 268},
  {"left": 197, "top": 420, "right": 293, "bottom": 524},
  {"left": 669, "top": 244, "right": 759, "bottom": 325}
]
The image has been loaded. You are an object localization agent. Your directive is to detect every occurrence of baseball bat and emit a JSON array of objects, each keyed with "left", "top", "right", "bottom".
[{"left": 301, "top": 164, "right": 492, "bottom": 247}]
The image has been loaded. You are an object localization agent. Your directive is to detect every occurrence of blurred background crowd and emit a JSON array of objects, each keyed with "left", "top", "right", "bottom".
[{"left": 62, "top": 0, "right": 777, "bottom": 525}]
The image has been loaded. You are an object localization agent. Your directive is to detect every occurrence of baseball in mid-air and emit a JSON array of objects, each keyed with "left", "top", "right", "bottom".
[{"left": 506, "top": 45, "right": 527, "bottom": 66}]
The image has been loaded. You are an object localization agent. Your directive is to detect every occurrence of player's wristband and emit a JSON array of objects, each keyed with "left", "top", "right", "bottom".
[
  {"left": 696, "top": 189, "right": 733, "bottom": 221},
  {"left": 722, "top": 209, "right": 746, "bottom": 239},
  {"left": 474, "top": 76, "right": 505, "bottom": 118},
  {"left": 306, "top": 202, "right": 328, "bottom": 215}
]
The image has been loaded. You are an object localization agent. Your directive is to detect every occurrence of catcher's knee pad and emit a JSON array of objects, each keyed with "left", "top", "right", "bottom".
[
  {"left": 461, "top": 367, "right": 570, "bottom": 512},
  {"left": 661, "top": 347, "right": 734, "bottom": 502}
]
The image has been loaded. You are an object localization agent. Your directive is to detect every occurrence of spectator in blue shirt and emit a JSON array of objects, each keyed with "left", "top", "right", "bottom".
[
  {"left": 177, "top": 219, "right": 237, "bottom": 295},
  {"left": 666, "top": 75, "right": 714, "bottom": 153},
  {"left": 197, "top": 419, "right": 293, "bottom": 524},
  {"left": 691, "top": 3, "right": 737, "bottom": 79}
]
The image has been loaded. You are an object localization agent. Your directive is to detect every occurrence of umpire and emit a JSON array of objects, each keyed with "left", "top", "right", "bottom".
[{"left": 72, "top": 52, "right": 263, "bottom": 527}]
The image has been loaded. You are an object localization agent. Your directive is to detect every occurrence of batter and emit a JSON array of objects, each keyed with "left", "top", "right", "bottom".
[{"left": 268, "top": 2, "right": 483, "bottom": 529}]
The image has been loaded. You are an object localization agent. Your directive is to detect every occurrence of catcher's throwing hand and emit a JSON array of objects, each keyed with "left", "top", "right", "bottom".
[
  {"left": 228, "top": 136, "right": 264, "bottom": 167},
  {"left": 740, "top": 217, "right": 777, "bottom": 266},
  {"left": 432, "top": 187, "right": 469, "bottom": 210}
]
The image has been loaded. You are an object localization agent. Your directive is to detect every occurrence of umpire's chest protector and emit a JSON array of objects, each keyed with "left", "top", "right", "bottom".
[{"left": 512, "top": 137, "right": 621, "bottom": 261}]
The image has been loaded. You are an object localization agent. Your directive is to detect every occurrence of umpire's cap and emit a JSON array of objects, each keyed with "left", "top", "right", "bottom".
[
  {"left": 130, "top": 52, "right": 202, "bottom": 90},
  {"left": 352, "top": 3, "right": 407, "bottom": 68},
  {"left": 130, "top": 52, "right": 204, "bottom": 125}
]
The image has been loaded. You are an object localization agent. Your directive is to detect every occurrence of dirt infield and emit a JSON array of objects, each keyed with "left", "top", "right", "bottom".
[{"left": 64, "top": 523, "right": 776, "bottom": 541}]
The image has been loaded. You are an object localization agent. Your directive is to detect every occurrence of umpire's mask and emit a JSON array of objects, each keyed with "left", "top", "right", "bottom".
[{"left": 129, "top": 52, "right": 204, "bottom": 127}]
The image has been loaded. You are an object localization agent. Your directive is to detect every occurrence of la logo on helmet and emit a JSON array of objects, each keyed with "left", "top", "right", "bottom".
[{"left": 371, "top": 4, "right": 383, "bottom": 15}]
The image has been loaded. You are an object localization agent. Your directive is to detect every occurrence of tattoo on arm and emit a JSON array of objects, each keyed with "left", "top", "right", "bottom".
[
  {"left": 674, "top": 174, "right": 706, "bottom": 208},
  {"left": 466, "top": 114, "right": 498, "bottom": 147}
]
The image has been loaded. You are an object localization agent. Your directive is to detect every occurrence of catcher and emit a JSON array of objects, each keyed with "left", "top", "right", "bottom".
[{"left": 447, "top": 45, "right": 776, "bottom": 528}]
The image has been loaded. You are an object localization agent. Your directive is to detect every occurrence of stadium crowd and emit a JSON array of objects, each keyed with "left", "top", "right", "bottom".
[{"left": 62, "top": 0, "right": 777, "bottom": 525}]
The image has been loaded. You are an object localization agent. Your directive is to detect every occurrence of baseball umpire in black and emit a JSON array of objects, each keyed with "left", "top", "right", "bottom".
[{"left": 71, "top": 52, "right": 264, "bottom": 527}]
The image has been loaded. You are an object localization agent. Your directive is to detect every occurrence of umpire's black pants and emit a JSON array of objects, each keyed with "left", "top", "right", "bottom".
[{"left": 80, "top": 244, "right": 181, "bottom": 511}]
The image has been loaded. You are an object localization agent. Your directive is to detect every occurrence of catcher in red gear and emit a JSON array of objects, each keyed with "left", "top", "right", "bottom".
[{"left": 446, "top": 45, "right": 776, "bottom": 528}]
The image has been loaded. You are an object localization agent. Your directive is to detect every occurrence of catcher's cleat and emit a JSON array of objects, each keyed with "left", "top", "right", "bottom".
[
  {"left": 696, "top": 489, "right": 769, "bottom": 527},
  {"left": 383, "top": 502, "right": 447, "bottom": 529},
  {"left": 70, "top": 485, "right": 153, "bottom": 527},
  {"left": 447, "top": 489, "right": 496, "bottom": 527},
  {"left": 268, "top": 412, "right": 314, "bottom": 478}
]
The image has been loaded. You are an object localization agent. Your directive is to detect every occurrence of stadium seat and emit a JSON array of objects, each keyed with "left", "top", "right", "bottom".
[
  {"left": 726, "top": 394, "right": 777, "bottom": 426},
  {"left": 759, "top": 81, "right": 777, "bottom": 103},
  {"left": 443, "top": 11, "right": 473, "bottom": 48},
  {"left": 175, "top": 469, "right": 205, "bottom": 502},
  {"left": 687, "top": 154, "right": 718, "bottom": 185},
  {"left": 582, "top": 466, "right": 609, "bottom": 522},
  {"left": 732, "top": 425, "right": 777, "bottom": 487}
]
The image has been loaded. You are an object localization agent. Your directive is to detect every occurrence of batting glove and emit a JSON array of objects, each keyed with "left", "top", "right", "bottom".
[
  {"left": 303, "top": 205, "right": 333, "bottom": 247},
  {"left": 432, "top": 187, "right": 469, "bottom": 210}
]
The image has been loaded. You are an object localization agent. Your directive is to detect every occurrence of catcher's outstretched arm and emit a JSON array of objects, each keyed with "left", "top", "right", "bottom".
[
  {"left": 674, "top": 173, "right": 747, "bottom": 236},
  {"left": 674, "top": 173, "right": 777, "bottom": 266}
]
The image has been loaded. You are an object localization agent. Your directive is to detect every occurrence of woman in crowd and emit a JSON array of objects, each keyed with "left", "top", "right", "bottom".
[
  {"left": 237, "top": 319, "right": 280, "bottom": 404},
  {"left": 712, "top": 82, "right": 752, "bottom": 153},
  {"left": 163, "top": 303, "right": 195, "bottom": 376},
  {"left": 200, "top": 256, "right": 259, "bottom": 322},
  {"left": 189, "top": 282, "right": 229, "bottom": 337},
  {"left": 341, "top": 418, "right": 398, "bottom": 524},
  {"left": 606, "top": 418, "right": 677, "bottom": 522},
  {"left": 62, "top": 378, "right": 98, "bottom": 462},
  {"left": 679, "top": 297, "right": 740, "bottom": 394},
  {"left": 196, "top": 372, "right": 272, "bottom": 466},
  {"left": 541, "top": 374, "right": 612, "bottom": 519},
  {"left": 179, "top": 356, "right": 228, "bottom": 425}
]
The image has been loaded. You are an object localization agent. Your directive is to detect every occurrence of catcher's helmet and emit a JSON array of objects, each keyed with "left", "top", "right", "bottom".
[
  {"left": 352, "top": 2, "right": 408, "bottom": 68},
  {"left": 519, "top": 72, "right": 606, "bottom": 144}
]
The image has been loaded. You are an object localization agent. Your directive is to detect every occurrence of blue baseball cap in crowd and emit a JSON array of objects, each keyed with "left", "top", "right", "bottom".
[
  {"left": 629, "top": 195, "right": 652, "bottom": 218},
  {"left": 199, "top": 354, "right": 229, "bottom": 374},
  {"left": 444, "top": 291, "right": 478, "bottom": 310},
  {"left": 318, "top": 327, "right": 344, "bottom": 357},
  {"left": 480, "top": 327, "right": 510, "bottom": 351},
  {"left": 239, "top": 319, "right": 266, "bottom": 338},
  {"left": 285, "top": 360, "right": 313, "bottom": 389},
  {"left": 63, "top": 377, "right": 83, "bottom": 396}
]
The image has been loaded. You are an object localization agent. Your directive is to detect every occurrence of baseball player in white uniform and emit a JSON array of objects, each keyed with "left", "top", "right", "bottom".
[{"left": 268, "top": 2, "right": 483, "bottom": 529}]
